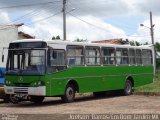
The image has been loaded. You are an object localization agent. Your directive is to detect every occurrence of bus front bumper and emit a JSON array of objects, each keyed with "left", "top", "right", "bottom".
[{"left": 4, "top": 85, "right": 46, "bottom": 96}]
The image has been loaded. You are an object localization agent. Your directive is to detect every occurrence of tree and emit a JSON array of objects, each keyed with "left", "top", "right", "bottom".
[
  {"left": 135, "top": 41, "right": 141, "bottom": 46},
  {"left": 56, "top": 35, "right": 60, "bottom": 39},
  {"left": 155, "top": 42, "right": 160, "bottom": 69},
  {"left": 129, "top": 41, "right": 135, "bottom": 46},
  {"left": 52, "top": 36, "right": 56, "bottom": 40},
  {"left": 143, "top": 42, "right": 149, "bottom": 45},
  {"left": 74, "top": 38, "right": 88, "bottom": 42},
  {"left": 120, "top": 39, "right": 129, "bottom": 44},
  {"left": 52, "top": 35, "right": 61, "bottom": 40},
  {"left": 155, "top": 42, "right": 160, "bottom": 52}
]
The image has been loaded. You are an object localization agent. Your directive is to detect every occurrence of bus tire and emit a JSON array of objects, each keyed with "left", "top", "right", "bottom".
[
  {"left": 3, "top": 94, "right": 10, "bottom": 103},
  {"left": 61, "top": 84, "right": 75, "bottom": 103},
  {"left": 30, "top": 96, "right": 44, "bottom": 103},
  {"left": 124, "top": 80, "right": 133, "bottom": 96}
]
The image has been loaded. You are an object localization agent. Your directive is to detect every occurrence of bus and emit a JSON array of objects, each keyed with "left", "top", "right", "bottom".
[{"left": 4, "top": 39, "right": 154, "bottom": 103}]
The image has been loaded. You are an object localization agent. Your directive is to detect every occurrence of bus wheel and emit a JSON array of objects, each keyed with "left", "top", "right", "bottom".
[
  {"left": 3, "top": 94, "right": 10, "bottom": 103},
  {"left": 30, "top": 96, "right": 44, "bottom": 103},
  {"left": 124, "top": 80, "right": 133, "bottom": 96},
  {"left": 61, "top": 84, "right": 75, "bottom": 103}
]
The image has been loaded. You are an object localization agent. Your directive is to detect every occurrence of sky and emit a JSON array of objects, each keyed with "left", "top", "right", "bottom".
[{"left": 0, "top": 0, "right": 160, "bottom": 43}]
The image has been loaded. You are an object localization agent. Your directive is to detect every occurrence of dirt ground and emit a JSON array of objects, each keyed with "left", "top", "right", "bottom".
[
  {"left": 0, "top": 94, "right": 160, "bottom": 114},
  {"left": 0, "top": 95, "right": 160, "bottom": 120}
]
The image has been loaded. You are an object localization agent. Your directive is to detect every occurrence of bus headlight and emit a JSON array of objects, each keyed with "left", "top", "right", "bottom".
[
  {"left": 34, "top": 82, "right": 37, "bottom": 86},
  {"left": 5, "top": 80, "right": 11, "bottom": 85},
  {"left": 34, "top": 81, "right": 45, "bottom": 86},
  {"left": 5, "top": 80, "right": 8, "bottom": 84},
  {"left": 38, "top": 81, "right": 45, "bottom": 86}
]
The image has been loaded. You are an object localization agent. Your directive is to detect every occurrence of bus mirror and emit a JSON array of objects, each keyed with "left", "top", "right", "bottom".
[
  {"left": 2, "top": 54, "right": 4, "bottom": 62},
  {"left": 2, "top": 47, "right": 5, "bottom": 62},
  {"left": 52, "top": 51, "right": 57, "bottom": 59}
]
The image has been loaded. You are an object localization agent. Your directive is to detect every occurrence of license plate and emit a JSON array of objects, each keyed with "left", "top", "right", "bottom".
[{"left": 16, "top": 94, "right": 28, "bottom": 99}]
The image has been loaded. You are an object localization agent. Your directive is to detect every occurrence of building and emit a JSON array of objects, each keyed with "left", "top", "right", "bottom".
[
  {"left": 0, "top": 23, "right": 34, "bottom": 86},
  {"left": 18, "top": 31, "right": 35, "bottom": 39},
  {"left": 92, "top": 38, "right": 126, "bottom": 45}
]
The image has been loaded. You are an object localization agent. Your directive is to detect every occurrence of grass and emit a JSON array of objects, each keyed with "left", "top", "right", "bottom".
[{"left": 134, "top": 74, "right": 160, "bottom": 94}]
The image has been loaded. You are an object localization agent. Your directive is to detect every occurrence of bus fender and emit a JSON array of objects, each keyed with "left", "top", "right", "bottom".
[
  {"left": 65, "top": 79, "right": 79, "bottom": 93},
  {"left": 125, "top": 76, "right": 134, "bottom": 87}
]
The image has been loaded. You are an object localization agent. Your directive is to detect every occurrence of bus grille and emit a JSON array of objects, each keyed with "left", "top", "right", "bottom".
[
  {"left": 14, "top": 83, "right": 30, "bottom": 87},
  {"left": 14, "top": 87, "right": 28, "bottom": 94}
]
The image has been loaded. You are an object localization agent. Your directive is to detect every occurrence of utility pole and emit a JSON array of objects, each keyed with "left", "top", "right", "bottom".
[
  {"left": 150, "top": 12, "right": 154, "bottom": 46},
  {"left": 63, "top": 0, "right": 66, "bottom": 40},
  {"left": 150, "top": 11, "right": 156, "bottom": 75}
]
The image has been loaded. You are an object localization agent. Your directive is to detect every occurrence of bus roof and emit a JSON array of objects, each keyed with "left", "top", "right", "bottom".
[{"left": 11, "top": 39, "right": 153, "bottom": 49}]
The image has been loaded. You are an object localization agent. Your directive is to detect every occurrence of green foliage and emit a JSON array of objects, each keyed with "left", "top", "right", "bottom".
[
  {"left": 52, "top": 36, "right": 56, "bottom": 40},
  {"left": 135, "top": 75, "right": 160, "bottom": 93},
  {"left": 129, "top": 41, "right": 135, "bottom": 46},
  {"left": 122, "top": 39, "right": 151, "bottom": 46},
  {"left": 155, "top": 42, "right": 160, "bottom": 52},
  {"left": 135, "top": 41, "right": 141, "bottom": 46},
  {"left": 56, "top": 35, "right": 60, "bottom": 39},
  {"left": 74, "top": 38, "right": 88, "bottom": 42},
  {"left": 155, "top": 42, "right": 160, "bottom": 69},
  {"left": 143, "top": 42, "right": 149, "bottom": 45},
  {"left": 120, "top": 39, "right": 129, "bottom": 44},
  {"left": 121, "top": 39, "right": 142, "bottom": 46},
  {"left": 156, "top": 59, "right": 160, "bottom": 69},
  {"left": 52, "top": 35, "right": 61, "bottom": 40}
]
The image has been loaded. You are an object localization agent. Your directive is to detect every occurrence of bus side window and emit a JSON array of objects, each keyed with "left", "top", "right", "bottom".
[
  {"left": 121, "top": 48, "right": 129, "bottom": 65},
  {"left": 116, "top": 48, "right": 129, "bottom": 65},
  {"left": 142, "top": 49, "right": 152, "bottom": 65},
  {"left": 67, "top": 45, "right": 84, "bottom": 66},
  {"left": 129, "top": 49, "right": 136, "bottom": 65},
  {"left": 116, "top": 48, "right": 121, "bottom": 65},
  {"left": 85, "top": 46, "right": 100, "bottom": 65},
  {"left": 102, "top": 47, "right": 115, "bottom": 65},
  {"left": 47, "top": 49, "right": 66, "bottom": 73},
  {"left": 136, "top": 49, "right": 142, "bottom": 65}
]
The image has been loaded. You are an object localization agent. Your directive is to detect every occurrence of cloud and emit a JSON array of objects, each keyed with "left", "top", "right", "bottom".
[
  {"left": 0, "top": 0, "right": 160, "bottom": 17},
  {"left": 0, "top": 0, "right": 157, "bottom": 17},
  {"left": 1, "top": 0, "right": 160, "bottom": 43},
  {"left": 0, "top": 11, "right": 10, "bottom": 24},
  {"left": 133, "top": 0, "right": 160, "bottom": 15},
  {"left": 127, "top": 16, "right": 160, "bottom": 44},
  {"left": 68, "top": 0, "right": 131, "bottom": 17},
  {"left": 20, "top": 12, "right": 126, "bottom": 41}
]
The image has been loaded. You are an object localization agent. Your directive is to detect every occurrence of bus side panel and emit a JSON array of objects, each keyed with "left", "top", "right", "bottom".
[
  {"left": 45, "top": 74, "right": 66, "bottom": 96},
  {"left": 45, "top": 65, "right": 153, "bottom": 96},
  {"left": 132, "top": 66, "right": 154, "bottom": 87}
]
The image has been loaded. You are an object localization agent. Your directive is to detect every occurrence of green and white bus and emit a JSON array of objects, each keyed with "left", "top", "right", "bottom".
[{"left": 4, "top": 39, "right": 154, "bottom": 103}]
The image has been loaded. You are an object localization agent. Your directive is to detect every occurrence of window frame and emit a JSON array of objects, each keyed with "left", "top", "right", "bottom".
[
  {"left": 142, "top": 49, "right": 153, "bottom": 66},
  {"left": 136, "top": 49, "right": 142, "bottom": 66},
  {"left": 66, "top": 45, "right": 85, "bottom": 66},
  {"left": 129, "top": 48, "right": 136, "bottom": 66},
  {"left": 85, "top": 46, "right": 101, "bottom": 66},
  {"left": 47, "top": 48, "right": 67, "bottom": 74},
  {"left": 101, "top": 47, "right": 116, "bottom": 66},
  {"left": 116, "top": 48, "right": 129, "bottom": 66}
]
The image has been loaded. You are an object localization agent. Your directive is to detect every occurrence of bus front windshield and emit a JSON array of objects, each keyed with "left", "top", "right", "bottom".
[{"left": 6, "top": 49, "right": 45, "bottom": 75}]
